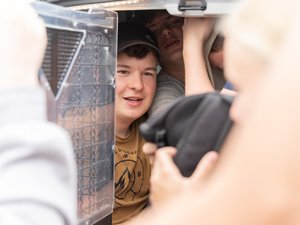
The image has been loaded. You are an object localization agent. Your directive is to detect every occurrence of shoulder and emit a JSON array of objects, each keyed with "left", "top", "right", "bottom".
[
  {"left": 157, "top": 71, "right": 184, "bottom": 88},
  {"left": 155, "top": 71, "right": 184, "bottom": 96}
]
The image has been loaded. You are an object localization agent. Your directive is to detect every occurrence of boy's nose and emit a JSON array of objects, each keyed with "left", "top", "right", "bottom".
[
  {"left": 161, "top": 26, "right": 173, "bottom": 39},
  {"left": 129, "top": 73, "right": 143, "bottom": 91}
]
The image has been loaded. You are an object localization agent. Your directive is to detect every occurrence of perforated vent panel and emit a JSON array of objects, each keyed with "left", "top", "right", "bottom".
[{"left": 42, "top": 28, "right": 83, "bottom": 96}]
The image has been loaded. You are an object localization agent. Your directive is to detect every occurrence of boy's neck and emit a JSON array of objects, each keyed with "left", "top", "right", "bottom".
[
  {"left": 161, "top": 61, "right": 185, "bottom": 83},
  {"left": 116, "top": 119, "right": 132, "bottom": 138}
]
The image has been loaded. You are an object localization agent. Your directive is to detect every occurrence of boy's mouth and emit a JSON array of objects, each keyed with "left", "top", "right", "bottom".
[
  {"left": 124, "top": 97, "right": 143, "bottom": 102},
  {"left": 164, "top": 39, "right": 180, "bottom": 50}
]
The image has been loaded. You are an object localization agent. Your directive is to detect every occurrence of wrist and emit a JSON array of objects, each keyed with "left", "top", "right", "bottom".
[{"left": 183, "top": 43, "right": 205, "bottom": 55}]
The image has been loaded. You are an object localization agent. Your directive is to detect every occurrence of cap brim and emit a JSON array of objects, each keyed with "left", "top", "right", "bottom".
[{"left": 118, "top": 40, "right": 160, "bottom": 56}]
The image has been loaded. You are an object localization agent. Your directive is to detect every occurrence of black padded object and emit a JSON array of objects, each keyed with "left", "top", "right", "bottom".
[{"left": 140, "top": 92, "right": 233, "bottom": 177}]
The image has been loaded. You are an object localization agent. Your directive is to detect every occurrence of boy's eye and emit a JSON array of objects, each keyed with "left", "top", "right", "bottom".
[
  {"left": 149, "top": 27, "right": 160, "bottom": 37},
  {"left": 117, "top": 70, "right": 129, "bottom": 75},
  {"left": 149, "top": 26, "right": 158, "bottom": 33},
  {"left": 172, "top": 19, "right": 184, "bottom": 26},
  {"left": 144, "top": 72, "right": 156, "bottom": 77}
]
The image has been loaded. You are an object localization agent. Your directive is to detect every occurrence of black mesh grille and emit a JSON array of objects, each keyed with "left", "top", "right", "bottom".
[{"left": 42, "top": 28, "right": 83, "bottom": 96}]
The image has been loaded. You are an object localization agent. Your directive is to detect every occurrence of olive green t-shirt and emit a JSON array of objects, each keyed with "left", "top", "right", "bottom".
[{"left": 113, "top": 121, "right": 151, "bottom": 224}]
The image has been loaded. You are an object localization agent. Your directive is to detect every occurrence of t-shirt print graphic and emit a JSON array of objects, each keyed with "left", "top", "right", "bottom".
[{"left": 115, "top": 156, "right": 145, "bottom": 202}]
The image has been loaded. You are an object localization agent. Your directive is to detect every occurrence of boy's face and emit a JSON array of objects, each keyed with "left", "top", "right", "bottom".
[
  {"left": 115, "top": 51, "right": 157, "bottom": 124},
  {"left": 146, "top": 12, "right": 184, "bottom": 66}
]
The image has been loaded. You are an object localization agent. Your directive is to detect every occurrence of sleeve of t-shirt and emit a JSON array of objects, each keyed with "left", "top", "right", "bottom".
[
  {"left": 223, "top": 81, "right": 235, "bottom": 90},
  {"left": 148, "top": 79, "right": 184, "bottom": 116}
]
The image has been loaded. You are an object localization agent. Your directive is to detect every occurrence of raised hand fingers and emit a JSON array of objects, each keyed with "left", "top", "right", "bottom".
[
  {"left": 191, "top": 151, "right": 219, "bottom": 184},
  {"left": 150, "top": 147, "right": 181, "bottom": 205},
  {"left": 143, "top": 142, "right": 177, "bottom": 165}
]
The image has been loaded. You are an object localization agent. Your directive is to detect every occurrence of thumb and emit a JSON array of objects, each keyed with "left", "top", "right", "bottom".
[
  {"left": 152, "top": 147, "right": 181, "bottom": 178},
  {"left": 190, "top": 151, "right": 219, "bottom": 182}
]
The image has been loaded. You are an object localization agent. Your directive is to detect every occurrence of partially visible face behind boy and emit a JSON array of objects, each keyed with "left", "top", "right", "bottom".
[
  {"left": 146, "top": 11, "right": 184, "bottom": 68},
  {"left": 115, "top": 51, "right": 158, "bottom": 124}
]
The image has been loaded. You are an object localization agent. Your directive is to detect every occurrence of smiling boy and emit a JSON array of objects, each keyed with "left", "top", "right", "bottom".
[{"left": 112, "top": 22, "right": 159, "bottom": 224}]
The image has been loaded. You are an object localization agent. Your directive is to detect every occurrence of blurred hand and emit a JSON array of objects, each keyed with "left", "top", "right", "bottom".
[
  {"left": 0, "top": 0, "right": 47, "bottom": 86},
  {"left": 150, "top": 148, "right": 218, "bottom": 206},
  {"left": 183, "top": 17, "right": 215, "bottom": 45},
  {"left": 143, "top": 142, "right": 161, "bottom": 165},
  {"left": 143, "top": 142, "right": 158, "bottom": 156}
]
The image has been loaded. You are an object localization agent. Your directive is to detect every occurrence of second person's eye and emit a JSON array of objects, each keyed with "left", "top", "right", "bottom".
[{"left": 172, "top": 19, "right": 184, "bottom": 26}]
